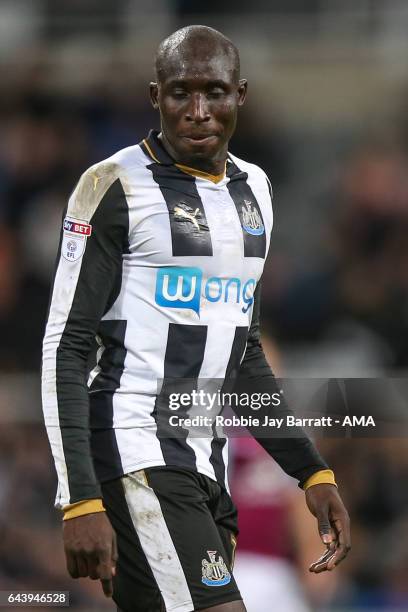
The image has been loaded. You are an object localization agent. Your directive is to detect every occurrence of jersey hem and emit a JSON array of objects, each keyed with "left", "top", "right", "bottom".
[
  {"left": 102, "top": 459, "right": 229, "bottom": 490},
  {"left": 165, "top": 601, "right": 194, "bottom": 612}
]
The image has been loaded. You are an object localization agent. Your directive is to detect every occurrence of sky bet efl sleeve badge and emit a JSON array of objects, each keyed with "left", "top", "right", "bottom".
[{"left": 62, "top": 216, "right": 92, "bottom": 262}]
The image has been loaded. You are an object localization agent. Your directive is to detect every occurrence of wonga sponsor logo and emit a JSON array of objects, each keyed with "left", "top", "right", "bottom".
[
  {"left": 155, "top": 267, "right": 256, "bottom": 315},
  {"left": 155, "top": 267, "right": 202, "bottom": 314}
]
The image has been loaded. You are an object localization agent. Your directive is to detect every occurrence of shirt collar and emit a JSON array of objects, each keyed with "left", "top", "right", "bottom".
[
  {"left": 140, "top": 129, "right": 229, "bottom": 184},
  {"left": 140, "top": 129, "right": 174, "bottom": 165}
]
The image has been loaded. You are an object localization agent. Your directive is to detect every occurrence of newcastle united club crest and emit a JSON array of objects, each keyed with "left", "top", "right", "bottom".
[
  {"left": 241, "top": 200, "right": 265, "bottom": 236},
  {"left": 202, "top": 550, "right": 231, "bottom": 587}
]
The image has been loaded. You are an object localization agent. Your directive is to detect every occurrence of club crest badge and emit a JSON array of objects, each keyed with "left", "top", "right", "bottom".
[
  {"left": 241, "top": 200, "right": 264, "bottom": 236},
  {"left": 201, "top": 550, "right": 231, "bottom": 587},
  {"left": 62, "top": 216, "right": 91, "bottom": 262}
]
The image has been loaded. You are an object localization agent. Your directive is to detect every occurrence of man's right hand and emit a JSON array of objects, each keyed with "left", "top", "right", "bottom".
[{"left": 63, "top": 512, "right": 118, "bottom": 597}]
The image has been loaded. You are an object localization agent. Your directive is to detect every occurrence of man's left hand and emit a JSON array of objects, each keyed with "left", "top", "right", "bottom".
[{"left": 305, "top": 483, "right": 351, "bottom": 573}]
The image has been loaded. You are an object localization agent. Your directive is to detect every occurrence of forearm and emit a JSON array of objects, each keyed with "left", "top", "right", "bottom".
[
  {"left": 42, "top": 333, "right": 102, "bottom": 507},
  {"left": 234, "top": 354, "right": 329, "bottom": 487},
  {"left": 236, "top": 281, "right": 332, "bottom": 488}
]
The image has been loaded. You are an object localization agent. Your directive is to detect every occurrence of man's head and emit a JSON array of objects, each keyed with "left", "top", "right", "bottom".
[{"left": 150, "top": 25, "right": 247, "bottom": 173}]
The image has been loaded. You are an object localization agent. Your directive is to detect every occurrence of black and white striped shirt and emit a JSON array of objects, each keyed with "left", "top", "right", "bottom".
[{"left": 42, "top": 130, "right": 326, "bottom": 508}]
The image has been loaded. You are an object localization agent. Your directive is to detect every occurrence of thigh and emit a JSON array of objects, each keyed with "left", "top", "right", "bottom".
[
  {"left": 206, "top": 481, "right": 239, "bottom": 572},
  {"left": 102, "top": 476, "right": 165, "bottom": 612},
  {"left": 104, "top": 467, "right": 242, "bottom": 612}
]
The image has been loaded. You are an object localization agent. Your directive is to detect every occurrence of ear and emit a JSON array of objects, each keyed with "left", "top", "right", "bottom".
[
  {"left": 150, "top": 82, "right": 159, "bottom": 109},
  {"left": 237, "top": 79, "right": 248, "bottom": 107}
]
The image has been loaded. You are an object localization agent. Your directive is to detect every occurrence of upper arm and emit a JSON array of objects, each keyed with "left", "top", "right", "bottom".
[
  {"left": 45, "top": 165, "right": 130, "bottom": 362},
  {"left": 42, "top": 165, "right": 130, "bottom": 426}
]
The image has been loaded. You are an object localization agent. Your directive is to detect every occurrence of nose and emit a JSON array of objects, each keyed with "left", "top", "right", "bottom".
[{"left": 185, "top": 93, "right": 210, "bottom": 123}]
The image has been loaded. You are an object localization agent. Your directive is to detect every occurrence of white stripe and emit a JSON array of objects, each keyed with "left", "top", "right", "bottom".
[
  {"left": 87, "top": 335, "right": 105, "bottom": 387},
  {"left": 41, "top": 241, "right": 85, "bottom": 506},
  {"left": 122, "top": 470, "right": 194, "bottom": 612}
]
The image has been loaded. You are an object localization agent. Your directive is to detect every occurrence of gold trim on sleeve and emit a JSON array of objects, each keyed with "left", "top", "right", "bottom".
[
  {"left": 63, "top": 498, "right": 106, "bottom": 521},
  {"left": 303, "top": 469, "right": 337, "bottom": 491}
]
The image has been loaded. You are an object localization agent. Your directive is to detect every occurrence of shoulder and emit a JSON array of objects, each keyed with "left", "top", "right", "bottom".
[
  {"left": 67, "top": 144, "right": 147, "bottom": 221},
  {"left": 76, "top": 143, "right": 148, "bottom": 193},
  {"left": 228, "top": 152, "right": 273, "bottom": 198}
]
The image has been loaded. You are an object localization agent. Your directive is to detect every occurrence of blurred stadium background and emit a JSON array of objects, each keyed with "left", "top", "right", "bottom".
[{"left": 1, "top": 1, "right": 408, "bottom": 610}]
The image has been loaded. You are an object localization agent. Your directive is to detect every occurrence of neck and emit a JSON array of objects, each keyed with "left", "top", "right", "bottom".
[{"left": 158, "top": 132, "right": 227, "bottom": 176}]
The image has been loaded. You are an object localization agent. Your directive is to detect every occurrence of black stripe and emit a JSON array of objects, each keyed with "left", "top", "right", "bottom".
[
  {"left": 152, "top": 324, "right": 208, "bottom": 470},
  {"left": 89, "top": 320, "right": 127, "bottom": 481},
  {"left": 142, "top": 129, "right": 174, "bottom": 165},
  {"left": 209, "top": 327, "right": 249, "bottom": 486},
  {"left": 148, "top": 162, "right": 213, "bottom": 256},
  {"left": 141, "top": 130, "right": 212, "bottom": 257},
  {"left": 56, "top": 177, "right": 129, "bottom": 502},
  {"left": 226, "top": 159, "right": 266, "bottom": 258}
]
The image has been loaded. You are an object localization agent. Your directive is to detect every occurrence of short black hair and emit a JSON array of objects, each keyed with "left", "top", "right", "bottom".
[{"left": 155, "top": 25, "right": 240, "bottom": 84}]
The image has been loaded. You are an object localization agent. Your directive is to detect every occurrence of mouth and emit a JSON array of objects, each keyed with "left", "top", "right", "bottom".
[{"left": 182, "top": 134, "right": 218, "bottom": 145}]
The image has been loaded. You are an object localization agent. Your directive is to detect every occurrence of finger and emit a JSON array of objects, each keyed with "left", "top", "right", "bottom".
[
  {"left": 316, "top": 508, "right": 335, "bottom": 545},
  {"left": 334, "top": 515, "right": 351, "bottom": 550},
  {"left": 310, "top": 553, "right": 337, "bottom": 573},
  {"left": 309, "top": 547, "right": 336, "bottom": 573},
  {"left": 311, "top": 518, "right": 352, "bottom": 573},
  {"left": 111, "top": 532, "right": 118, "bottom": 576},
  {"left": 326, "top": 544, "right": 349, "bottom": 570},
  {"left": 309, "top": 549, "right": 334, "bottom": 570},
  {"left": 66, "top": 552, "right": 79, "bottom": 579},
  {"left": 87, "top": 553, "right": 100, "bottom": 580},
  {"left": 89, "top": 569, "right": 100, "bottom": 580},
  {"left": 98, "top": 549, "right": 114, "bottom": 598},
  {"left": 76, "top": 554, "right": 89, "bottom": 578},
  {"left": 100, "top": 578, "right": 113, "bottom": 598},
  {"left": 326, "top": 519, "right": 351, "bottom": 570}
]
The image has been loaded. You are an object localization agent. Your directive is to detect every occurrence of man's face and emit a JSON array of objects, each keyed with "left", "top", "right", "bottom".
[{"left": 150, "top": 50, "right": 247, "bottom": 170}]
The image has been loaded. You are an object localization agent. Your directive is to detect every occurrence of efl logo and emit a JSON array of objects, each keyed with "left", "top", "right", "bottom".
[
  {"left": 63, "top": 218, "right": 92, "bottom": 236},
  {"left": 155, "top": 267, "right": 256, "bottom": 315}
]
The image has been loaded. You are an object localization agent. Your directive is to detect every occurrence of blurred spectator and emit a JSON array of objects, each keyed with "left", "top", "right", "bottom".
[
  {"left": 265, "top": 143, "right": 408, "bottom": 371},
  {"left": 230, "top": 438, "right": 314, "bottom": 612},
  {"left": 0, "top": 423, "right": 112, "bottom": 608}
]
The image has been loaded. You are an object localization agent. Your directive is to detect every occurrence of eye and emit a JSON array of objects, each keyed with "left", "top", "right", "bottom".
[
  {"left": 171, "top": 90, "right": 189, "bottom": 100},
  {"left": 207, "top": 89, "right": 225, "bottom": 99}
]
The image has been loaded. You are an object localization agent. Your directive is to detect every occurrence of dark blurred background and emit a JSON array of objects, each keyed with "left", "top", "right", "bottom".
[{"left": 1, "top": 1, "right": 408, "bottom": 610}]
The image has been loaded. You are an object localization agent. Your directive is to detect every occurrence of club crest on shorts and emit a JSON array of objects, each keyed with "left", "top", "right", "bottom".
[
  {"left": 241, "top": 200, "right": 264, "bottom": 235},
  {"left": 62, "top": 216, "right": 91, "bottom": 262},
  {"left": 201, "top": 550, "right": 231, "bottom": 587}
]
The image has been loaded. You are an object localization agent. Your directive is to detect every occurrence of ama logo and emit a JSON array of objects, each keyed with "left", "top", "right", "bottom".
[{"left": 155, "top": 267, "right": 255, "bottom": 315}]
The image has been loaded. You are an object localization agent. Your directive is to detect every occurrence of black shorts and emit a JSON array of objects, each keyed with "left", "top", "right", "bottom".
[{"left": 101, "top": 467, "right": 242, "bottom": 612}]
